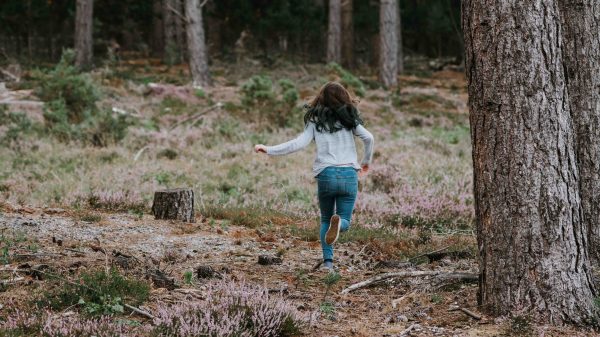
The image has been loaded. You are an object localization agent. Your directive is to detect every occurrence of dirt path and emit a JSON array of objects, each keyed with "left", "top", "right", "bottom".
[{"left": 0, "top": 207, "right": 595, "bottom": 336}]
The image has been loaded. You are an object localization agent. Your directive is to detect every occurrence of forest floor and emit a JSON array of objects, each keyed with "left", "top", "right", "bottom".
[{"left": 0, "top": 59, "right": 598, "bottom": 336}]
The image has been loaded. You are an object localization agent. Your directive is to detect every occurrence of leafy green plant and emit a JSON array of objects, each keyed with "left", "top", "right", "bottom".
[
  {"left": 327, "top": 62, "right": 366, "bottom": 97},
  {"left": 240, "top": 75, "right": 301, "bottom": 127},
  {"left": 39, "top": 268, "right": 150, "bottom": 316},
  {"left": 322, "top": 271, "right": 341, "bottom": 301},
  {"left": 319, "top": 301, "right": 335, "bottom": 320},
  {"left": 183, "top": 271, "right": 194, "bottom": 285}
]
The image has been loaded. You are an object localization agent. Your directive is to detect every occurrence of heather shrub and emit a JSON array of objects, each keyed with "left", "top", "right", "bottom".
[
  {"left": 38, "top": 269, "right": 150, "bottom": 316},
  {"left": 0, "top": 309, "right": 130, "bottom": 337},
  {"left": 152, "top": 279, "right": 304, "bottom": 337},
  {"left": 326, "top": 63, "right": 366, "bottom": 97}
]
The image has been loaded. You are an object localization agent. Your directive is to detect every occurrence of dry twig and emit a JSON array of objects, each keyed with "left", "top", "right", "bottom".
[{"left": 341, "top": 270, "right": 477, "bottom": 294}]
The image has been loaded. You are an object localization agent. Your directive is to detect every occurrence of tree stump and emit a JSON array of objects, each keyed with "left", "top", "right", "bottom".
[{"left": 151, "top": 188, "right": 195, "bottom": 222}]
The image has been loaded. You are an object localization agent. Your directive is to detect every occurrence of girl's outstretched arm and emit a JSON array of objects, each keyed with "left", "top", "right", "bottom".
[
  {"left": 353, "top": 125, "right": 374, "bottom": 173},
  {"left": 255, "top": 123, "right": 315, "bottom": 156}
]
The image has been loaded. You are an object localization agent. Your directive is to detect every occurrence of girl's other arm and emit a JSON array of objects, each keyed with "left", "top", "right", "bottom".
[
  {"left": 353, "top": 125, "right": 374, "bottom": 172},
  {"left": 255, "top": 123, "right": 315, "bottom": 156}
]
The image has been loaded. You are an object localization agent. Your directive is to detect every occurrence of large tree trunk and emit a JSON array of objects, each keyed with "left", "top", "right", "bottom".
[
  {"left": 463, "top": 0, "right": 596, "bottom": 324},
  {"left": 184, "top": 0, "right": 211, "bottom": 87},
  {"left": 379, "top": 0, "right": 398, "bottom": 87},
  {"left": 558, "top": 0, "right": 600, "bottom": 265},
  {"left": 326, "top": 0, "right": 342, "bottom": 63},
  {"left": 74, "top": 0, "right": 93, "bottom": 69},
  {"left": 341, "top": 0, "right": 353, "bottom": 68}
]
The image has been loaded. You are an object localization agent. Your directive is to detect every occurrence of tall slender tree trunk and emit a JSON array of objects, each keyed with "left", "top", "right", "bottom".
[
  {"left": 163, "top": 0, "right": 184, "bottom": 64},
  {"left": 396, "top": 0, "right": 403, "bottom": 74},
  {"left": 341, "top": 0, "right": 353, "bottom": 68},
  {"left": 184, "top": 0, "right": 210, "bottom": 87},
  {"left": 152, "top": 0, "right": 164, "bottom": 57},
  {"left": 379, "top": 0, "right": 398, "bottom": 87},
  {"left": 327, "top": 0, "right": 342, "bottom": 64},
  {"left": 558, "top": 0, "right": 600, "bottom": 265},
  {"left": 463, "top": 0, "right": 596, "bottom": 324},
  {"left": 74, "top": 0, "right": 94, "bottom": 69}
]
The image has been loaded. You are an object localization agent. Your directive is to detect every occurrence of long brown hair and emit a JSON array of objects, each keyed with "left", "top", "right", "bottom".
[{"left": 304, "top": 82, "right": 362, "bottom": 132}]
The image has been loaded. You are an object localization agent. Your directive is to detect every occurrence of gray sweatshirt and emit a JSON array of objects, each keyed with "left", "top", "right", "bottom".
[{"left": 266, "top": 122, "right": 374, "bottom": 176}]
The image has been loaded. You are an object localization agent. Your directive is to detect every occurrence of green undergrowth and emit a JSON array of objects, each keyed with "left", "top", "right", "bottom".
[{"left": 37, "top": 268, "right": 150, "bottom": 316}]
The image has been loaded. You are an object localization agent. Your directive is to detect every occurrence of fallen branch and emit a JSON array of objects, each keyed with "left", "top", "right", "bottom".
[
  {"left": 169, "top": 103, "right": 222, "bottom": 131},
  {"left": 409, "top": 245, "right": 450, "bottom": 262},
  {"left": 0, "top": 276, "right": 25, "bottom": 285},
  {"left": 399, "top": 323, "right": 419, "bottom": 336},
  {"left": 459, "top": 307, "right": 481, "bottom": 320},
  {"left": 123, "top": 303, "right": 155, "bottom": 320},
  {"left": 341, "top": 270, "right": 477, "bottom": 294}
]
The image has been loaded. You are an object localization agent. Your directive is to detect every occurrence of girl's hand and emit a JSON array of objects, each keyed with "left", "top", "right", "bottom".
[
  {"left": 359, "top": 164, "right": 369, "bottom": 176},
  {"left": 254, "top": 144, "right": 267, "bottom": 154}
]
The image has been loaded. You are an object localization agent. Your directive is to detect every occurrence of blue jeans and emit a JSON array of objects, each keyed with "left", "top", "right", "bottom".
[{"left": 317, "top": 166, "right": 358, "bottom": 262}]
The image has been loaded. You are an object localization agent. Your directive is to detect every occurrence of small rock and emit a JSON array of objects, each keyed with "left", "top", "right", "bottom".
[
  {"left": 196, "top": 265, "right": 216, "bottom": 279},
  {"left": 258, "top": 255, "right": 282, "bottom": 265}
]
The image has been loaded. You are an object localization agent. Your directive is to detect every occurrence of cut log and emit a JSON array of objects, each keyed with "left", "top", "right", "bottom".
[{"left": 152, "top": 188, "right": 195, "bottom": 222}]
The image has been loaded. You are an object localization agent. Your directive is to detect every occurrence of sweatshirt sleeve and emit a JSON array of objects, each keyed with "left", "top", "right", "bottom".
[
  {"left": 353, "top": 124, "right": 374, "bottom": 165},
  {"left": 266, "top": 123, "right": 315, "bottom": 156}
]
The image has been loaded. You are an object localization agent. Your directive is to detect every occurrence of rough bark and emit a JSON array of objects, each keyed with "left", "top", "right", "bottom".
[
  {"left": 379, "top": 0, "right": 398, "bottom": 87},
  {"left": 184, "top": 0, "right": 211, "bottom": 87},
  {"left": 341, "top": 0, "right": 353, "bottom": 68},
  {"left": 558, "top": 0, "right": 600, "bottom": 265},
  {"left": 152, "top": 188, "right": 195, "bottom": 223},
  {"left": 74, "top": 0, "right": 93, "bottom": 69},
  {"left": 327, "top": 0, "right": 342, "bottom": 64},
  {"left": 463, "top": 0, "right": 596, "bottom": 324}
]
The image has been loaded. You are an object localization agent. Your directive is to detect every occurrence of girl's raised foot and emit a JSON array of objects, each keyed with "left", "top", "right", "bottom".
[{"left": 325, "top": 215, "right": 341, "bottom": 245}]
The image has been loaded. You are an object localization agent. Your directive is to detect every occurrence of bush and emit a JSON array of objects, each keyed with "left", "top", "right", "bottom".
[
  {"left": 326, "top": 63, "right": 366, "bottom": 97},
  {"left": 152, "top": 279, "right": 304, "bottom": 337},
  {"left": 240, "top": 75, "right": 301, "bottom": 128},
  {"left": 35, "top": 49, "right": 100, "bottom": 122},
  {"left": 36, "top": 49, "right": 133, "bottom": 146}
]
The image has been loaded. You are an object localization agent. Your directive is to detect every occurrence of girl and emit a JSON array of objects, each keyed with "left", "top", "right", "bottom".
[{"left": 254, "top": 82, "right": 374, "bottom": 271}]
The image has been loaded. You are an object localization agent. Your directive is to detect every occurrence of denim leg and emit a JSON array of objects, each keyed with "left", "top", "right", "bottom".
[
  {"left": 317, "top": 179, "right": 335, "bottom": 261},
  {"left": 336, "top": 181, "right": 357, "bottom": 232}
]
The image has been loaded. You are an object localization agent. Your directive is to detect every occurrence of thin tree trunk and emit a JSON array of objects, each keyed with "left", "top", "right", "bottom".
[
  {"left": 558, "top": 0, "right": 600, "bottom": 266},
  {"left": 396, "top": 0, "right": 403, "bottom": 74},
  {"left": 152, "top": 0, "right": 164, "bottom": 57},
  {"left": 184, "top": 0, "right": 211, "bottom": 87},
  {"left": 379, "top": 0, "right": 398, "bottom": 87},
  {"left": 327, "top": 0, "right": 342, "bottom": 63},
  {"left": 463, "top": 0, "right": 596, "bottom": 324},
  {"left": 74, "top": 0, "right": 94, "bottom": 69},
  {"left": 341, "top": 0, "right": 353, "bottom": 68},
  {"left": 163, "top": 0, "right": 180, "bottom": 64},
  {"left": 174, "top": 0, "right": 186, "bottom": 63}
]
